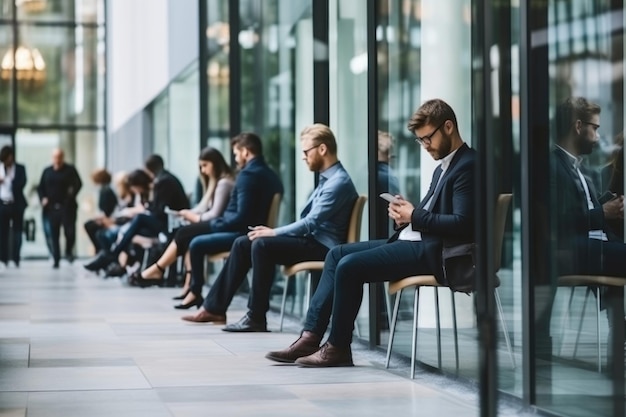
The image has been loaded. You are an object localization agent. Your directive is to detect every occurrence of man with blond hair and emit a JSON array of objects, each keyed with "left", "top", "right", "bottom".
[{"left": 183, "top": 124, "right": 358, "bottom": 332}]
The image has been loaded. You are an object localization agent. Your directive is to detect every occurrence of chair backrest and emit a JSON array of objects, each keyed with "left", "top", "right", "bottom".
[
  {"left": 494, "top": 193, "right": 513, "bottom": 272},
  {"left": 346, "top": 195, "right": 368, "bottom": 243},
  {"left": 266, "top": 193, "right": 282, "bottom": 229}
]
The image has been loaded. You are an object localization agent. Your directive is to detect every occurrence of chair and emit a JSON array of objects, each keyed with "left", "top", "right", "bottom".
[
  {"left": 557, "top": 274, "right": 626, "bottom": 373},
  {"left": 207, "top": 192, "right": 282, "bottom": 264},
  {"left": 278, "top": 195, "right": 368, "bottom": 331},
  {"left": 385, "top": 193, "right": 515, "bottom": 378}
]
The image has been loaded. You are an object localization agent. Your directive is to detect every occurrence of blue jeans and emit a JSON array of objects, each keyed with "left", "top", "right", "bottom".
[
  {"left": 188, "top": 232, "right": 242, "bottom": 296},
  {"left": 303, "top": 239, "right": 439, "bottom": 347}
]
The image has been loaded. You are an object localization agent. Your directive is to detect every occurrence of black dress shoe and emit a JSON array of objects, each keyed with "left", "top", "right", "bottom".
[
  {"left": 84, "top": 252, "right": 113, "bottom": 271},
  {"left": 222, "top": 314, "right": 268, "bottom": 332},
  {"left": 172, "top": 289, "right": 190, "bottom": 300},
  {"left": 105, "top": 262, "right": 126, "bottom": 277}
]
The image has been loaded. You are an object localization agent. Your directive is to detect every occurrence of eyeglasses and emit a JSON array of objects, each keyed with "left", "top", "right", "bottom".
[
  {"left": 302, "top": 143, "right": 321, "bottom": 157},
  {"left": 581, "top": 121, "right": 600, "bottom": 131},
  {"left": 415, "top": 121, "right": 446, "bottom": 146}
]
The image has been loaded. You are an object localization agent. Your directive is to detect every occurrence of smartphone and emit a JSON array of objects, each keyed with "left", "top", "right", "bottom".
[
  {"left": 598, "top": 191, "right": 618, "bottom": 205},
  {"left": 248, "top": 225, "right": 255, "bottom": 230},
  {"left": 379, "top": 192, "right": 395, "bottom": 203}
]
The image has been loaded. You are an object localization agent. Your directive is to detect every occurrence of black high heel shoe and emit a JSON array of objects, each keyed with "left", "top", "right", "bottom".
[
  {"left": 172, "top": 289, "right": 190, "bottom": 300},
  {"left": 130, "top": 263, "right": 165, "bottom": 288},
  {"left": 174, "top": 294, "right": 204, "bottom": 310}
]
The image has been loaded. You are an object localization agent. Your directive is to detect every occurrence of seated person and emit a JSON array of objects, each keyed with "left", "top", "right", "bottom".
[
  {"left": 84, "top": 169, "right": 119, "bottom": 254},
  {"left": 84, "top": 154, "right": 189, "bottom": 272},
  {"left": 181, "top": 123, "right": 357, "bottom": 324},
  {"left": 130, "top": 132, "right": 283, "bottom": 288},
  {"left": 551, "top": 97, "right": 625, "bottom": 364},
  {"left": 131, "top": 147, "right": 235, "bottom": 293},
  {"left": 265, "top": 99, "right": 476, "bottom": 366}
]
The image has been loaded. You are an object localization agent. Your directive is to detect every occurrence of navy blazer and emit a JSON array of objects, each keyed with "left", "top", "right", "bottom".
[
  {"left": 209, "top": 156, "right": 283, "bottom": 234},
  {"left": 10, "top": 163, "right": 27, "bottom": 211},
  {"left": 390, "top": 144, "right": 476, "bottom": 280}
]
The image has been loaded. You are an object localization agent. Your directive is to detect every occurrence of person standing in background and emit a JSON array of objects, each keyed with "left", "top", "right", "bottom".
[
  {"left": 38, "top": 148, "right": 82, "bottom": 268},
  {"left": 0, "top": 145, "right": 27, "bottom": 268}
]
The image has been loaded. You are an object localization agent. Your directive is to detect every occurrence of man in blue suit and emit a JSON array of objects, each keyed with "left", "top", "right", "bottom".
[
  {"left": 0, "top": 146, "right": 27, "bottom": 267},
  {"left": 266, "top": 99, "right": 476, "bottom": 367},
  {"left": 131, "top": 132, "right": 283, "bottom": 287}
]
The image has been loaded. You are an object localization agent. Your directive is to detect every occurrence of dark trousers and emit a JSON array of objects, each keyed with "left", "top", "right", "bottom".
[
  {"left": 111, "top": 213, "right": 163, "bottom": 257},
  {"left": 303, "top": 239, "right": 439, "bottom": 347},
  {"left": 173, "top": 221, "right": 213, "bottom": 256},
  {"left": 0, "top": 203, "right": 24, "bottom": 264},
  {"left": 202, "top": 235, "right": 329, "bottom": 320},
  {"left": 188, "top": 231, "right": 243, "bottom": 296},
  {"left": 43, "top": 205, "right": 77, "bottom": 263}
]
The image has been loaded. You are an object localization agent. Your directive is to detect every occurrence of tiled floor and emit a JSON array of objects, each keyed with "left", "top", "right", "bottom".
[{"left": 0, "top": 260, "right": 534, "bottom": 417}]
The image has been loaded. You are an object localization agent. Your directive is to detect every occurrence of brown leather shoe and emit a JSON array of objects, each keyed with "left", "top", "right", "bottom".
[
  {"left": 181, "top": 307, "right": 226, "bottom": 324},
  {"left": 295, "top": 342, "right": 353, "bottom": 367},
  {"left": 265, "top": 331, "right": 322, "bottom": 363}
]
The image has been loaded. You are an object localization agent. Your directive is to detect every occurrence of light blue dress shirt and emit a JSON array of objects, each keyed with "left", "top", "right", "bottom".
[{"left": 274, "top": 162, "right": 358, "bottom": 248}]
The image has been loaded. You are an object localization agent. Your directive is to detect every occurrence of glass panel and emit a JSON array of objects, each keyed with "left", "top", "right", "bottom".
[
  {"left": 0, "top": 0, "right": 13, "bottom": 20},
  {"left": 330, "top": 0, "right": 371, "bottom": 340},
  {"left": 239, "top": 0, "right": 314, "bottom": 318},
  {"left": 206, "top": 0, "right": 230, "bottom": 143},
  {"left": 16, "top": 128, "right": 104, "bottom": 260},
  {"left": 376, "top": 0, "right": 474, "bottom": 370},
  {"left": 15, "top": 0, "right": 103, "bottom": 24},
  {"left": 533, "top": 0, "right": 625, "bottom": 415},
  {"left": 0, "top": 24, "right": 13, "bottom": 123},
  {"left": 16, "top": 24, "right": 104, "bottom": 126}
]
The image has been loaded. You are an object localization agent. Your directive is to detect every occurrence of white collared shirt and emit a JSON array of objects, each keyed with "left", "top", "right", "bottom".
[
  {"left": 399, "top": 146, "right": 461, "bottom": 241},
  {"left": 0, "top": 163, "right": 15, "bottom": 202}
]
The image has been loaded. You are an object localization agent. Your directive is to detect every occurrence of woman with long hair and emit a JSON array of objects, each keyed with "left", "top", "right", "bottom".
[{"left": 130, "top": 147, "right": 235, "bottom": 305}]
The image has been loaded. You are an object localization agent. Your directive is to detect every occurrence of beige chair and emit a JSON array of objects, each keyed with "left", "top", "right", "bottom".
[
  {"left": 557, "top": 274, "right": 626, "bottom": 373},
  {"left": 278, "top": 195, "right": 368, "bottom": 331},
  {"left": 207, "top": 193, "right": 282, "bottom": 263},
  {"left": 385, "top": 193, "right": 515, "bottom": 378}
]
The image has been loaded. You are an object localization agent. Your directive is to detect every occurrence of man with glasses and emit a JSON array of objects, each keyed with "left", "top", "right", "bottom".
[
  {"left": 182, "top": 124, "right": 358, "bottom": 332},
  {"left": 266, "top": 98, "right": 476, "bottom": 367},
  {"left": 552, "top": 97, "right": 625, "bottom": 365}
]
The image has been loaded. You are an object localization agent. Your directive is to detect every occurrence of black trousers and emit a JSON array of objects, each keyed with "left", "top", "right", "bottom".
[
  {"left": 0, "top": 202, "right": 25, "bottom": 264},
  {"left": 43, "top": 205, "right": 77, "bottom": 263},
  {"left": 202, "top": 235, "right": 329, "bottom": 320},
  {"left": 84, "top": 219, "right": 104, "bottom": 252}
]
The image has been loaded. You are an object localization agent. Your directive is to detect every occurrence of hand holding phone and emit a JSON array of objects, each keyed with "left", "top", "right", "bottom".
[
  {"left": 379, "top": 193, "right": 396, "bottom": 203},
  {"left": 599, "top": 191, "right": 618, "bottom": 205}
]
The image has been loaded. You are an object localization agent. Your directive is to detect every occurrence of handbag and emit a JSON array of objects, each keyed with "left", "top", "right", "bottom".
[{"left": 441, "top": 243, "right": 476, "bottom": 294}]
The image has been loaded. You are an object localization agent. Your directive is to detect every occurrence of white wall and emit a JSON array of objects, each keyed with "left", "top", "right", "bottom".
[{"left": 107, "top": 0, "right": 199, "bottom": 133}]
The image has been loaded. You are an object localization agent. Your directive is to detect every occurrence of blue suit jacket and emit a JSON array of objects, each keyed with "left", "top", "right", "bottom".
[
  {"left": 209, "top": 156, "right": 283, "bottom": 234},
  {"left": 390, "top": 143, "right": 476, "bottom": 280}
]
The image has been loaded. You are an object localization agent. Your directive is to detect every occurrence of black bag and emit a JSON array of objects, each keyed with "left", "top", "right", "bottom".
[{"left": 442, "top": 243, "right": 476, "bottom": 293}]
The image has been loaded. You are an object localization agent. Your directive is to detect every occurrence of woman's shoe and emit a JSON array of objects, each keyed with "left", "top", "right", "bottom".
[
  {"left": 174, "top": 294, "right": 204, "bottom": 310},
  {"left": 129, "top": 271, "right": 163, "bottom": 288},
  {"left": 172, "top": 289, "right": 190, "bottom": 300}
]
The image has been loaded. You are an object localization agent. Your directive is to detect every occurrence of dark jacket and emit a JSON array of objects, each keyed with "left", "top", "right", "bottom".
[
  {"left": 98, "top": 185, "right": 118, "bottom": 217},
  {"left": 209, "top": 156, "right": 284, "bottom": 234},
  {"left": 390, "top": 143, "right": 476, "bottom": 281},
  {"left": 37, "top": 163, "right": 82, "bottom": 210},
  {"left": 149, "top": 169, "right": 190, "bottom": 228},
  {"left": 10, "top": 163, "right": 27, "bottom": 211}
]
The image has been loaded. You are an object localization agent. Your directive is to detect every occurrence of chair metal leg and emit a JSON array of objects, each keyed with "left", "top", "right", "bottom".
[
  {"left": 305, "top": 271, "right": 312, "bottom": 312},
  {"left": 384, "top": 281, "right": 393, "bottom": 330},
  {"left": 450, "top": 290, "right": 459, "bottom": 371},
  {"left": 385, "top": 289, "right": 402, "bottom": 368},
  {"left": 279, "top": 276, "right": 289, "bottom": 332},
  {"left": 573, "top": 287, "right": 591, "bottom": 359},
  {"left": 434, "top": 288, "right": 441, "bottom": 369},
  {"left": 410, "top": 286, "right": 420, "bottom": 379},
  {"left": 495, "top": 288, "right": 516, "bottom": 369},
  {"left": 595, "top": 291, "right": 601, "bottom": 373}
]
